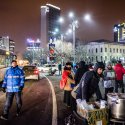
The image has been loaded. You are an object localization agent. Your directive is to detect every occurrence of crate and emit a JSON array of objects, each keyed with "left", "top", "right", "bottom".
[{"left": 77, "top": 103, "right": 109, "bottom": 125}]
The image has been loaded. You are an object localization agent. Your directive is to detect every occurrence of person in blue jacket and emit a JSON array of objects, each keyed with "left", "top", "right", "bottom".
[{"left": 1, "top": 60, "right": 25, "bottom": 120}]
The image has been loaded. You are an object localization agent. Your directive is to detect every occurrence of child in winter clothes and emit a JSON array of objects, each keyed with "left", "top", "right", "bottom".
[{"left": 103, "top": 62, "right": 116, "bottom": 100}]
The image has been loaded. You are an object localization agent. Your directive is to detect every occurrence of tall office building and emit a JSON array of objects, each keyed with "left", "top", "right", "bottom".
[
  {"left": 114, "top": 23, "right": 125, "bottom": 42},
  {"left": 41, "top": 4, "right": 61, "bottom": 49}
]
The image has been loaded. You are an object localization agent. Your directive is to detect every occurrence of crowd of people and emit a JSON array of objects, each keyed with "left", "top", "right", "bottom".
[
  {"left": 0, "top": 59, "right": 125, "bottom": 121},
  {"left": 60, "top": 60, "right": 125, "bottom": 111}
]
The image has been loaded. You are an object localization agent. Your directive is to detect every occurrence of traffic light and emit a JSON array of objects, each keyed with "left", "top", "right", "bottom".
[
  {"left": 49, "top": 56, "right": 55, "bottom": 61},
  {"left": 49, "top": 43, "right": 55, "bottom": 61}
]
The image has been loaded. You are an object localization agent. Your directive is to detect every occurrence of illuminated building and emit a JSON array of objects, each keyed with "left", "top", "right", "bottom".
[
  {"left": 114, "top": 23, "right": 125, "bottom": 42},
  {"left": 26, "top": 38, "right": 41, "bottom": 50},
  {"left": 41, "top": 3, "right": 61, "bottom": 49},
  {"left": 0, "top": 36, "right": 15, "bottom": 66},
  {"left": 79, "top": 39, "right": 125, "bottom": 63}
]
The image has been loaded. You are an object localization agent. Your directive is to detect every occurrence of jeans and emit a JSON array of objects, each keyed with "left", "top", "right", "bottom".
[
  {"left": 3, "top": 92, "right": 22, "bottom": 115},
  {"left": 59, "top": 70, "right": 62, "bottom": 75},
  {"left": 115, "top": 80, "right": 124, "bottom": 93},
  {"left": 64, "top": 90, "right": 71, "bottom": 106}
]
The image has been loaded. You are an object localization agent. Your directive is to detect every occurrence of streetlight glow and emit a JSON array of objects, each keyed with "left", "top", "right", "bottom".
[
  {"left": 55, "top": 28, "right": 59, "bottom": 33},
  {"left": 68, "top": 29, "right": 72, "bottom": 34},
  {"left": 58, "top": 17, "right": 64, "bottom": 23},
  {"left": 69, "top": 12, "right": 74, "bottom": 18},
  {"left": 84, "top": 14, "right": 91, "bottom": 21}
]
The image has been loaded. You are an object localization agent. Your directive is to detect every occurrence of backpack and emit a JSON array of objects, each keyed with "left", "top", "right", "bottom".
[
  {"left": 60, "top": 79, "right": 67, "bottom": 89},
  {"left": 60, "top": 71, "right": 70, "bottom": 89}
]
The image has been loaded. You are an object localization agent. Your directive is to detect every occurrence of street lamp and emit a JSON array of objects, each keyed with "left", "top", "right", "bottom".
[
  {"left": 58, "top": 17, "right": 64, "bottom": 23},
  {"left": 69, "top": 12, "right": 74, "bottom": 18},
  {"left": 69, "top": 12, "right": 78, "bottom": 64},
  {"left": 84, "top": 14, "right": 91, "bottom": 21}
]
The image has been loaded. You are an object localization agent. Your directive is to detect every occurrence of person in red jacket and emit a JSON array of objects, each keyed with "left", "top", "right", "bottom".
[{"left": 114, "top": 60, "right": 125, "bottom": 93}]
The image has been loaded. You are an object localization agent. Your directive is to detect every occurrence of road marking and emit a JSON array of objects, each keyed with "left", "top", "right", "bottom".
[{"left": 44, "top": 76, "right": 57, "bottom": 125}]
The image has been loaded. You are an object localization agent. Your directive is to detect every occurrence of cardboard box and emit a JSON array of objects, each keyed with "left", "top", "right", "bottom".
[{"left": 77, "top": 103, "right": 108, "bottom": 125}]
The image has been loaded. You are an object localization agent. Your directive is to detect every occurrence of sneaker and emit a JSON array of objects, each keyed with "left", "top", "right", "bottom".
[{"left": 0, "top": 114, "right": 8, "bottom": 120}]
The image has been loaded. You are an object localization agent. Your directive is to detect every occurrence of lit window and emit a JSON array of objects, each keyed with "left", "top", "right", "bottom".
[
  {"left": 96, "top": 48, "right": 98, "bottom": 53},
  {"left": 105, "top": 48, "right": 107, "bottom": 52},
  {"left": 89, "top": 49, "right": 90, "bottom": 53},
  {"left": 101, "top": 48, "right": 103, "bottom": 52},
  {"left": 96, "top": 56, "right": 98, "bottom": 61},
  {"left": 110, "top": 48, "right": 112, "bottom": 52},
  {"left": 120, "top": 49, "right": 122, "bottom": 53},
  {"left": 105, "top": 56, "right": 107, "bottom": 61},
  {"left": 92, "top": 57, "right": 93, "bottom": 61},
  {"left": 117, "top": 49, "right": 118, "bottom": 53},
  {"left": 101, "top": 56, "right": 103, "bottom": 61},
  {"left": 92, "top": 49, "right": 93, "bottom": 53}
]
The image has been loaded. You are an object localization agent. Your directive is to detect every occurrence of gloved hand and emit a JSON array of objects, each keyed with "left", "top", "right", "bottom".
[
  {"left": 76, "top": 99, "right": 82, "bottom": 104},
  {"left": 19, "top": 86, "right": 23, "bottom": 91},
  {"left": 1, "top": 87, "right": 6, "bottom": 93}
]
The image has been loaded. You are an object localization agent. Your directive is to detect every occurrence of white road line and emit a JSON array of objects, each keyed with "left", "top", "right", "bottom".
[{"left": 44, "top": 76, "right": 57, "bottom": 125}]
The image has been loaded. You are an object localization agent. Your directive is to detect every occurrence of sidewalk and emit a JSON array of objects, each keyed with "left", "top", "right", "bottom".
[{"left": 48, "top": 75, "right": 72, "bottom": 125}]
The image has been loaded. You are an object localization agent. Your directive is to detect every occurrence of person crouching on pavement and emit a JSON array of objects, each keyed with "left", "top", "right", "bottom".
[
  {"left": 76, "top": 62, "right": 104, "bottom": 103},
  {"left": 1, "top": 60, "right": 25, "bottom": 120},
  {"left": 103, "top": 62, "right": 116, "bottom": 100},
  {"left": 63, "top": 65, "right": 75, "bottom": 107}
]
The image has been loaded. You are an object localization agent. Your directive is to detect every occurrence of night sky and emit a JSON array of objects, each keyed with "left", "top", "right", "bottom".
[{"left": 0, "top": 0, "right": 125, "bottom": 54}]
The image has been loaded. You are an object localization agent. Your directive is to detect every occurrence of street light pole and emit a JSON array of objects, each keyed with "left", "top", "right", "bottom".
[
  {"left": 61, "top": 34, "right": 64, "bottom": 66},
  {"left": 32, "top": 41, "right": 34, "bottom": 64},
  {"left": 72, "top": 21, "right": 76, "bottom": 64},
  {"left": 68, "top": 12, "right": 79, "bottom": 64}
]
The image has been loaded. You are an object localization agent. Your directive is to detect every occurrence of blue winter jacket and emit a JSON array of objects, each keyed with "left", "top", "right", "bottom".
[{"left": 2, "top": 66, "right": 25, "bottom": 92}]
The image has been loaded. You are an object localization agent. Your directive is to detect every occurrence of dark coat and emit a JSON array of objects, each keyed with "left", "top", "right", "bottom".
[
  {"left": 76, "top": 71, "right": 102, "bottom": 102},
  {"left": 74, "top": 61, "right": 88, "bottom": 85},
  {"left": 58, "top": 64, "right": 62, "bottom": 71}
]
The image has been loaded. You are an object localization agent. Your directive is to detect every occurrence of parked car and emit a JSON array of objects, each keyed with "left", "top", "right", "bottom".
[
  {"left": 40, "top": 64, "right": 58, "bottom": 75},
  {"left": 0, "top": 66, "right": 8, "bottom": 84},
  {"left": 23, "top": 65, "right": 39, "bottom": 80}
]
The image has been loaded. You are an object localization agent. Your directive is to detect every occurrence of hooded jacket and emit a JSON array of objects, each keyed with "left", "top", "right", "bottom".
[
  {"left": 76, "top": 71, "right": 102, "bottom": 102},
  {"left": 74, "top": 61, "right": 88, "bottom": 85},
  {"left": 103, "top": 68, "right": 115, "bottom": 88},
  {"left": 2, "top": 66, "right": 25, "bottom": 92},
  {"left": 114, "top": 63, "right": 125, "bottom": 80}
]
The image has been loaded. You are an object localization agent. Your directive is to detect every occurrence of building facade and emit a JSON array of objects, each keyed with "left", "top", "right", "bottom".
[
  {"left": 81, "top": 40, "right": 125, "bottom": 64},
  {"left": 26, "top": 39, "right": 41, "bottom": 50},
  {"left": 41, "top": 4, "right": 61, "bottom": 49},
  {"left": 0, "top": 36, "right": 15, "bottom": 66},
  {"left": 114, "top": 23, "right": 125, "bottom": 42}
]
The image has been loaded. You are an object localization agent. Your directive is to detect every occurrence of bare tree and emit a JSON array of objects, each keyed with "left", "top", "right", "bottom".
[{"left": 75, "top": 45, "right": 87, "bottom": 62}]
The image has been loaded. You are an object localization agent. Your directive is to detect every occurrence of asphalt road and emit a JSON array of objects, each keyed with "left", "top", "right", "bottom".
[{"left": 0, "top": 76, "right": 52, "bottom": 125}]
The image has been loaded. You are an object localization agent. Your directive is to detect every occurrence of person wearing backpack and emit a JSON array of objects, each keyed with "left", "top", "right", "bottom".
[{"left": 60, "top": 62, "right": 75, "bottom": 107}]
